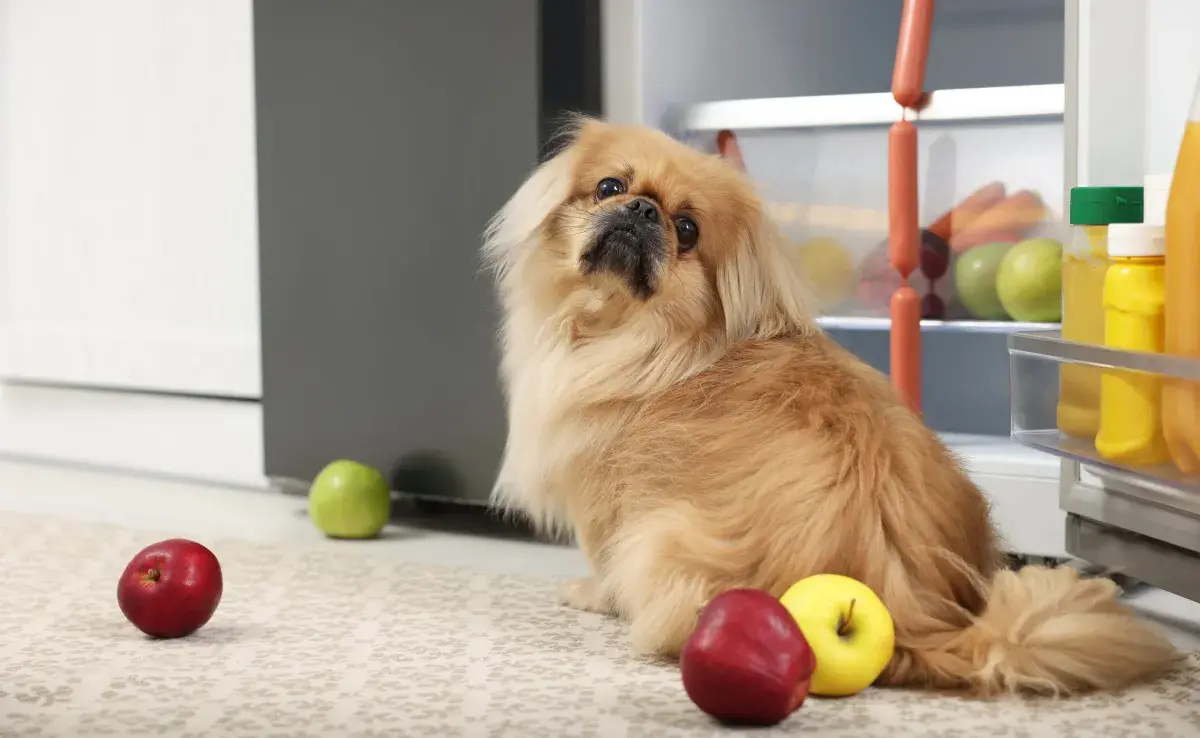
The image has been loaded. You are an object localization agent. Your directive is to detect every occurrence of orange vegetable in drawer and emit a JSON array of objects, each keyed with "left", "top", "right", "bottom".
[
  {"left": 950, "top": 190, "right": 1048, "bottom": 252},
  {"left": 926, "top": 181, "right": 1007, "bottom": 242}
]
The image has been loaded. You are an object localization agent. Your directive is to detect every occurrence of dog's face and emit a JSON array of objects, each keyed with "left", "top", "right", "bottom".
[
  {"left": 562, "top": 124, "right": 757, "bottom": 304},
  {"left": 486, "top": 120, "right": 811, "bottom": 346}
]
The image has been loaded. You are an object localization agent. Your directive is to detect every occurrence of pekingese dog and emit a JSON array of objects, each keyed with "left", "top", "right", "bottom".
[{"left": 483, "top": 118, "right": 1175, "bottom": 695}]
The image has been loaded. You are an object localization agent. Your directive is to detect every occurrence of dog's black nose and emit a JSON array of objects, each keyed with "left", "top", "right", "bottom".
[{"left": 625, "top": 197, "right": 660, "bottom": 224}]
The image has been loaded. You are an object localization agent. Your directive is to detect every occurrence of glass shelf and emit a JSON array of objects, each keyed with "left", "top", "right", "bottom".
[
  {"left": 818, "top": 316, "right": 1058, "bottom": 333},
  {"left": 1008, "top": 330, "right": 1200, "bottom": 494},
  {"left": 666, "top": 84, "right": 1065, "bottom": 134}
]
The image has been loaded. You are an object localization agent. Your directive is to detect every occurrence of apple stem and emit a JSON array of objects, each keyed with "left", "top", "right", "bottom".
[
  {"left": 141, "top": 569, "right": 161, "bottom": 584},
  {"left": 836, "top": 598, "right": 856, "bottom": 637}
]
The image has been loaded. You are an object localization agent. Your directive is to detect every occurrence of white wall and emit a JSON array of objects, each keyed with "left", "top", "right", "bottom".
[
  {"left": 0, "top": 0, "right": 261, "bottom": 398},
  {"left": 0, "top": 1, "right": 264, "bottom": 486}
]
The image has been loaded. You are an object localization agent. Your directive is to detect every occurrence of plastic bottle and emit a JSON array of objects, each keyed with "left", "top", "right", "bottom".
[
  {"left": 1163, "top": 79, "right": 1200, "bottom": 474},
  {"left": 1143, "top": 174, "right": 1172, "bottom": 228},
  {"left": 1096, "top": 223, "right": 1170, "bottom": 466},
  {"left": 1058, "top": 187, "right": 1143, "bottom": 439}
]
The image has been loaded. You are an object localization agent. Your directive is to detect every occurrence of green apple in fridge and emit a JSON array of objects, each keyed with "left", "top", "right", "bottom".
[
  {"left": 308, "top": 460, "right": 391, "bottom": 539},
  {"left": 997, "top": 238, "right": 1063, "bottom": 322},
  {"left": 954, "top": 241, "right": 1012, "bottom": 320}
]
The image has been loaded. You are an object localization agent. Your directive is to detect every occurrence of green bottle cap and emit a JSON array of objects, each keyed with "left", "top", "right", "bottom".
[{"left": 1069, "top": 186, "right": 1144, "bottom": 225}]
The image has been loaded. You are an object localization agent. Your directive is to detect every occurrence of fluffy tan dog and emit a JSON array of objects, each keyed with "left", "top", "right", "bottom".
[{"left": 483, "top": 118, "right": 1176, "bottom": 695}]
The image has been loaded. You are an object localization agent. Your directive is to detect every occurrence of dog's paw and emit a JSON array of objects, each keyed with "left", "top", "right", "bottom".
[{"left": 558, "top": 577, "right": 610, "bottom": 614}]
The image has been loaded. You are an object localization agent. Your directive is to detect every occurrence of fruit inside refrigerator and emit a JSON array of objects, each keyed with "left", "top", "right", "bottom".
[{"left": 688, "top": 117, "right": 1065, "bottom": 324}]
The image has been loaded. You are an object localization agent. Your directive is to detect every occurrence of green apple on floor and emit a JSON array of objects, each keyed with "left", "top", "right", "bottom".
[{"left": 308, "top": 459, "right": 391, "bottom": 539}]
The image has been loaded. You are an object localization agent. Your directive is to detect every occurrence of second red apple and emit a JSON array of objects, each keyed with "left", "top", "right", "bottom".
[{"left": 680, "top": 588, "right": 816, "bottom": 726}]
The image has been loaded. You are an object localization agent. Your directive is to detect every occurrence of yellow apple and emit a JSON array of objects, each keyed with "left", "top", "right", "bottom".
[{"left": 778, "top": 574, "right": 895, "bottom": 697}]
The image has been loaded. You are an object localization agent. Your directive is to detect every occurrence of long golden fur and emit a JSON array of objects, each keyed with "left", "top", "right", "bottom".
[{"left": 483, "top": 118, "right": 1176, "bottom": 695}]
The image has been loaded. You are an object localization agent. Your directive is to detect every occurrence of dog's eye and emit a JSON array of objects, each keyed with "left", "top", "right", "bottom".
[
  {"left": 596, "top": 177, "right": 626, "bottom": 200},
  {"left": 675, "top": 216, "right": 700, "bottom": 251}
]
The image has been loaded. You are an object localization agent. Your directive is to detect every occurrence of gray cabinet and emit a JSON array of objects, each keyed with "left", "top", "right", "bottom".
[{"left": 255, "top": 1, "right": 599, "bottom": 502}]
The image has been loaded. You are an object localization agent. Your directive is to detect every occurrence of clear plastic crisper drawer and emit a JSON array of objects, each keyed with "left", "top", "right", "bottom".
[
  {"left": 1009, "top": 330, "right": 1200, "bottom": 493},
  {"left": 676, "top": 90, "right": 1065, "bottom": 329}
]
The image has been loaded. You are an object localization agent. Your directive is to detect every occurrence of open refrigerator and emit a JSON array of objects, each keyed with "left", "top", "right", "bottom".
[{"left": 603, "top": 0, "right": 1200, "bottom": 590}]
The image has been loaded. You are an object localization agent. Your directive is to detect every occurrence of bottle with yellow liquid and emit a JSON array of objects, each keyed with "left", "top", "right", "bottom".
[
  {"left": 1096, "top": 224, "right": 1170, "bottom": 466},
  {"left": 1163, "top": 79, "right": 1200, "bottom": 474},
  {"left": 1058, "top": 187, "right": 1143, "bottom": 439}
]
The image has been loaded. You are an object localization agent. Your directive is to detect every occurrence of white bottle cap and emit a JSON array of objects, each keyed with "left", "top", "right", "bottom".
[
  {"left": 1144, "top": 173, "right": 1173, "bottom": 227},
  {"left": 1108, "top": 223, "right": 1165, "bottom": 258}
]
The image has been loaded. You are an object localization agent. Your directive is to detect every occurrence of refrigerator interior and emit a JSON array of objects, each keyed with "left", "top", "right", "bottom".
[{"left": 635, "top": 0, "right": 1066, "bottom": 436}]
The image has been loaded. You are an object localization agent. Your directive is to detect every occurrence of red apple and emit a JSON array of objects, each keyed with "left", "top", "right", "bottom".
[
  {"left": 680, "top": 589, "right": 816, "bottom": 726},
  {"left": 117, "top": 538, "right": 223, "bottom": 638}
]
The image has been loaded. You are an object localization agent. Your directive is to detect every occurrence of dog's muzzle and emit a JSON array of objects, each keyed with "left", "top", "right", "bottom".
[{"left": 582, "top": 198, "right": 667, "bottom": 299}]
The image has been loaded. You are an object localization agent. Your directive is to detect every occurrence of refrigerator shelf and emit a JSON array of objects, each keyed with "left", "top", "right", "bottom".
[
  {"left": 665, "top": 84, "right": 1065, "bottom": 135},
  {"left": 819, "top": 316, "right": 1057, "bottom": 333},
  {"left": 1008, "top": 330, "right": 1200, "bottom": 495}
]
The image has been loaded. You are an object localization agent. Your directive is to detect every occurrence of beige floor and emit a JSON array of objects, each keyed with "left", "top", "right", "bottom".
[
  {"left": 6, "top": 505, "right": 1200, "bottom": 738},
  {"left": 1, "top": 456, "right": 1200, "bottom": 651},
  {"left": 6, "top": 458, "right": 1200, "bottom": 737}
]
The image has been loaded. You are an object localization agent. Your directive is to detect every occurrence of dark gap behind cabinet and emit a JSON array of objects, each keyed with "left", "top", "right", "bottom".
[{"left": 539, "top": 0, "right": 603, "bottom": 158}]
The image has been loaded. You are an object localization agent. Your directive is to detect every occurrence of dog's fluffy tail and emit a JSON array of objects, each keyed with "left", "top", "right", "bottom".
[{"left": 884, "top": 565, "right": 1177, "bottom": 695}]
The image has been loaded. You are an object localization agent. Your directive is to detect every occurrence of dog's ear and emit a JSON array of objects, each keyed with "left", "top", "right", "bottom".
[
  {"left": 483, "top": 130, "right": 583, "bottom": 282},
  {"left": 715, "top": 214, "right": 815, "bottom": 342}
]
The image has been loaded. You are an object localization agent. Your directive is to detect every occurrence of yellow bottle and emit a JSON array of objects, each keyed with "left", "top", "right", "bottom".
[
  {"left": 1059, "top": 187, "right": 1144, "bottom": 438},
  {"left": 1096, "top": 224, "right": 1170, "bottom": 466}
]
